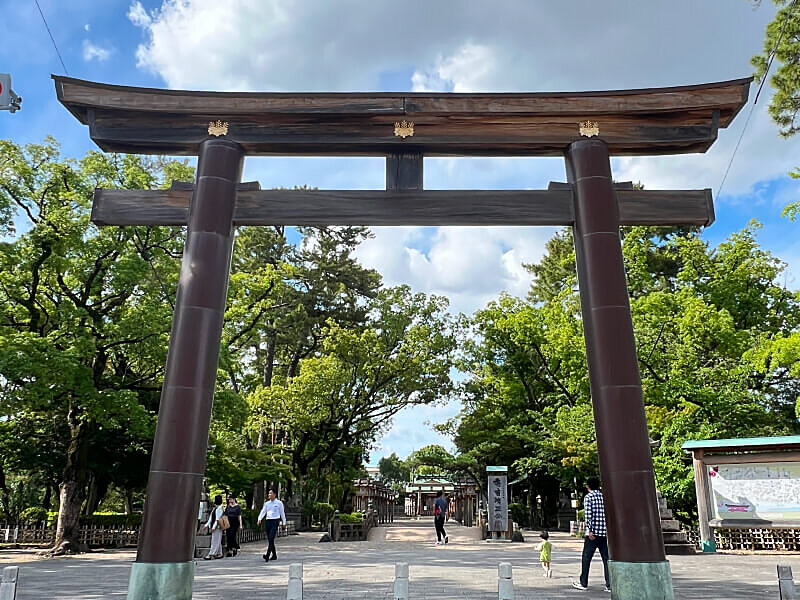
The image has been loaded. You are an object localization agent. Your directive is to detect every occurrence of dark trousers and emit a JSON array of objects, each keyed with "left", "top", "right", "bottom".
[
  {"left": 434, "top": 516, "right": 447, "bottom": 541},
  {"left": 226, "top": 526, "right": 240, "bottom": 552},
  {"left": 579, "top": 535, "right": 610, "bottom": 588},
  {"left": 264, "top": 519, "right": 280, "bottom": 559}
]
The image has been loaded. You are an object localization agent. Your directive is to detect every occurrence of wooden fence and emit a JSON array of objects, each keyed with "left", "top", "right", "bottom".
[{"left": 1, "top": 522, "right": 295, "bottom": 548}]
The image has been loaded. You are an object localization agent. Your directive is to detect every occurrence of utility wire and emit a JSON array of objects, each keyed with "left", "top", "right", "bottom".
[
  {"left": 755, "top": 0, "right": 798, "bottom": 105},
  {"left": 33, "top": 0, "right": 69, "bottom": 76},
  {"left": 717, "top": 0, "right": 797, "bottom": 199}
]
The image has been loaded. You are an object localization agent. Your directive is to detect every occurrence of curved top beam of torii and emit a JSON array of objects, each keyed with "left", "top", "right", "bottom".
[{"left": 53, "top": 75, "right": 750, "bottom": 157}]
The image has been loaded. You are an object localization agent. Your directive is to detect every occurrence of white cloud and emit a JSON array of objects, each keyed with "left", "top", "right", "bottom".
[
  {"left": 411, "top": 43, "right": 497, "bottom": 92},
  {"left": 82, "top": 40, "right": 113, "bottom": 62},
  {"left": 355, "top": 225, "right": 554, "bottom": 317},
  {"left": 126, "top": 0, "right": 797, "bottom": 199},
  {"left": 124, "top": 0, "right": 800, "bottom": 460},
  {"left": 127, "top": 1, "right": 151, "bottom": 28}
]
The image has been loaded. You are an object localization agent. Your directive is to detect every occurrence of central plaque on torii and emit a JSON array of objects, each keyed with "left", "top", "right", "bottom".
[{"left": 54, "top": 75, "right": 750, "bottom": 600}]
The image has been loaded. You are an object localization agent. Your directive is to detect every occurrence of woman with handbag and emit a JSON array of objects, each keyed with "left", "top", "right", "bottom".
[
  {"left": 204, "top": 495, "right": 225, "bottom": 559},
  {"left": 224, "top": 496, "right": 243, "bottom": 557}
]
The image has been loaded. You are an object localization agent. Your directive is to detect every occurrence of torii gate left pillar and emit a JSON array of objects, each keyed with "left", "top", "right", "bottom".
[{"left": 128, "top": 138, "right": 243, "bottom": 598}]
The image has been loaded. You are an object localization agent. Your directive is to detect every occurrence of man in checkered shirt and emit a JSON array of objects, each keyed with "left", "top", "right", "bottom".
[{"left": 572, "top": 477, "right": 611, "bottom": 592}]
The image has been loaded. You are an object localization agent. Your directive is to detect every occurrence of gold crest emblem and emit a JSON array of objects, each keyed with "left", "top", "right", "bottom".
[
  {"left": 578, "top": 121, "right": 599, "bottom": 137},
  {"left": 208, "top": 120, "right": 229, "bottom": 137},
  {"left": 394, "top": 120, "right": 414, "bottom": 138}
]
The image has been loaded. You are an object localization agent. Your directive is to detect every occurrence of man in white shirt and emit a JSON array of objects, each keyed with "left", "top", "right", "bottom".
[{"left": 257, "top": 488, "right": 287, "bottom": 562}]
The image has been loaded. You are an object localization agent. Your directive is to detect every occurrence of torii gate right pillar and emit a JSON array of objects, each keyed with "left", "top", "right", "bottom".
[{"left": 567, "top": 138, "right": 674, "bottom": 599}]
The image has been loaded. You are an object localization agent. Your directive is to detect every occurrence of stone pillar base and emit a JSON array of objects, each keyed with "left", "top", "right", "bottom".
[
  {"left": 609, "top": 560, "right": 674, "bottom": 600},
  {"left": 127, "top": 561, "right": 194, "bottom": 600}
]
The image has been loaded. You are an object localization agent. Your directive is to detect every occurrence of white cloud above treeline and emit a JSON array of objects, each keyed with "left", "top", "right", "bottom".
[
  {"left": 126, "top": 0, "right": 800, "bottom": 460},
  {"left": 82, "top": 40, "right": 113, "bottom": 62}
]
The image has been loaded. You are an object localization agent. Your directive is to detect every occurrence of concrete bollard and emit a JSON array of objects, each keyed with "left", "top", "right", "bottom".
[
  {"left": 287, "top": 562, "right": 303, "bottom": 600},
  {"left": 394, "top": 562, "right": 409, "bottom": 600},
  {"left": 0, "top": 566, "right": 19, "bottom": 600},
  {"left": 778, "top": 565, "right": 798, "bottom": 600},
  {"left": 498, "top": 562, "right": 514, "bottom": 600}
]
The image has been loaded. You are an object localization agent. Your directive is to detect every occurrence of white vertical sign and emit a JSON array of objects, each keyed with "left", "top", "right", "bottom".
[{"left": 488, "top": 474, "right": 508, "bottom": 532}]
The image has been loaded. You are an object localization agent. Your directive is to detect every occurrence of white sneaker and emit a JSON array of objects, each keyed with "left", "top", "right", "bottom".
[
  {"left": 572, "top": 581, "right": 588, "bottom": 591},
  {"left": 435, "top": 541, "right": 441, "bottom": 545}
]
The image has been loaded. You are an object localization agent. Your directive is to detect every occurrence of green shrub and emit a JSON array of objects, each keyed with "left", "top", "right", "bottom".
[
  {"left": 80, "top": 513, "right": 143, "bottom": 527},
  {"left": 338, "top": 512, "right": 363, "bottom": 524},
  {"left": 314, "top": 502, "right": 335, "bottom": 525},
  {"left": 577, "top": 509, "right": 585, "bottom": 521},
  {"left": 509, "top": 502, "right": 529, "bottom": 528},
  {"left": 19, "top": 507, "right": 48, "bottom": 524}
]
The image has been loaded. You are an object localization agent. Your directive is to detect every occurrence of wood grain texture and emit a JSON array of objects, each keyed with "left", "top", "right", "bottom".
[
  {"left": 386, "top": 152, "right": 423, "bottom": 191},
  {"left": 91, "top": 188, "right": 713, "bottom": 227},
  {"left": 54, "top": 76, "right": 751, "bottom": 157},
  {"left": 85, "top": 110, "right": 721, "bottom": 157},
  {"left": 55, "top": 76, "right": 749, "bottom": 122}
]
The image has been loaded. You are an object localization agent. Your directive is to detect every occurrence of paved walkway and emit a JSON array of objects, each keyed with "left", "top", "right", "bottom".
[{"left": 0, "top": 519, "right": 795, "bottom": 599}]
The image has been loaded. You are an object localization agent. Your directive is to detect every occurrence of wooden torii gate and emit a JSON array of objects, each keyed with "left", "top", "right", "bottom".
[{"left": 54, "top": 75, "right": 750, "bottom": 600}]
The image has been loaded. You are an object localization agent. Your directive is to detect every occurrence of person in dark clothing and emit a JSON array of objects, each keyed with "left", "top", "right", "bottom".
[
  {"left": 224, "top": 496, "right": 242, "bottom": 557},
  {"left": 434, "top": 490, "right": 449, "bottom": 545},
  {"left": 572, "top": 477, "right": 611, "bottom": 593}
]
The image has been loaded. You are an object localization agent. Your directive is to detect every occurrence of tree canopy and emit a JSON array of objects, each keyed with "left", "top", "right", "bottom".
[{"left": 753, "top": 0, "right": 800, "bottom": 220}]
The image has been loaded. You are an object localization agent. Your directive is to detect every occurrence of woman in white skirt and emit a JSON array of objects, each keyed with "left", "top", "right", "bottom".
[{"left": 204, "top": 495, "right": 224, "bottom": 559}]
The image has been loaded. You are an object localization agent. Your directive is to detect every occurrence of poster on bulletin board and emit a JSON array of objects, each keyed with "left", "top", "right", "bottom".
[{"left": 708, "top": 461, "right": 800, "bottom": 522}]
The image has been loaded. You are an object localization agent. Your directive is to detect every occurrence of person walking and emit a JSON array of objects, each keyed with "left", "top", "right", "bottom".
[
  {"left": 572, "top": 477, "right": 610, "bottom": 592},
  {"left": 539, "top": 530, "right": 552, "bottom": 578},
  {"left": 224, "top": 496, "right": 243, "bottom": 557},
  {"left": 433, "top": 490, "right": 449, "bottom": 545},
  {"left": 204, "top": 495, "right": 224, "bottom": 560},
  {"left": 257, "top": 488, "right": 287, "bottom": 562}
]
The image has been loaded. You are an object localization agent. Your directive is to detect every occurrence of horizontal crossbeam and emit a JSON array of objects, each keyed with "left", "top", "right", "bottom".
[
  {"left": 54, "top": 76, "right": 750, "bottom": 157},
  {"left": 91, "top": 187, "right": 713, "bottom": 227}
]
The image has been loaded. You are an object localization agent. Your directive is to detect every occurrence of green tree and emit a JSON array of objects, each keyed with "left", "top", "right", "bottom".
[
  {"left": 752, "top": 0, "right": 800, "bottom": 219},
  {"left": 407, "top": 445, "right": 455, "bottom": 476},
  {"left": 378, "top": 453, "right": 411, "bottom": 485},
  {"left": 0, "top": 139, "right": 191, "bottom": 553},
  {"left": 248, "top": 286, "right": 456, "bottom": 510},
  {"left": 450, "top": 222, "right": 800, "bottom": 525},
  {"left": 219, "top": 222, "right": 382, "bottom": 508}
]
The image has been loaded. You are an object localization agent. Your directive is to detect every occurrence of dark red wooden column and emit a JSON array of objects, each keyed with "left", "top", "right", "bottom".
[
  {"left": 566, "top": 138, "right": 665, "bottom": 563},
  {"left": 137, "top": 138, "right": 244, "bottom": 563}
]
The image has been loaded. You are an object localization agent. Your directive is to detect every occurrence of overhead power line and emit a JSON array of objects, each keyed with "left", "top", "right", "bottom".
[{"left": 33, "top": 0, "right": 69, "bottom": 76}]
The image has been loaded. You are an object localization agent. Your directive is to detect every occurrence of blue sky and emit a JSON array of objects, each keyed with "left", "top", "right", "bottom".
[{"left": 2, "top": 0, "right": 799, "bottom": 465}]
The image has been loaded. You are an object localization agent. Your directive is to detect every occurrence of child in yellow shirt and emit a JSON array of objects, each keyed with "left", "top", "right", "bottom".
[{"left": 538, "top": 530, "right": 552, "bottom": 577}]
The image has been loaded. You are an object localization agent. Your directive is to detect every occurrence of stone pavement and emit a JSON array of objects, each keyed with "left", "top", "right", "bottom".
[{"left": 0, "top": 519, "right": 795, "bottom": 599}]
